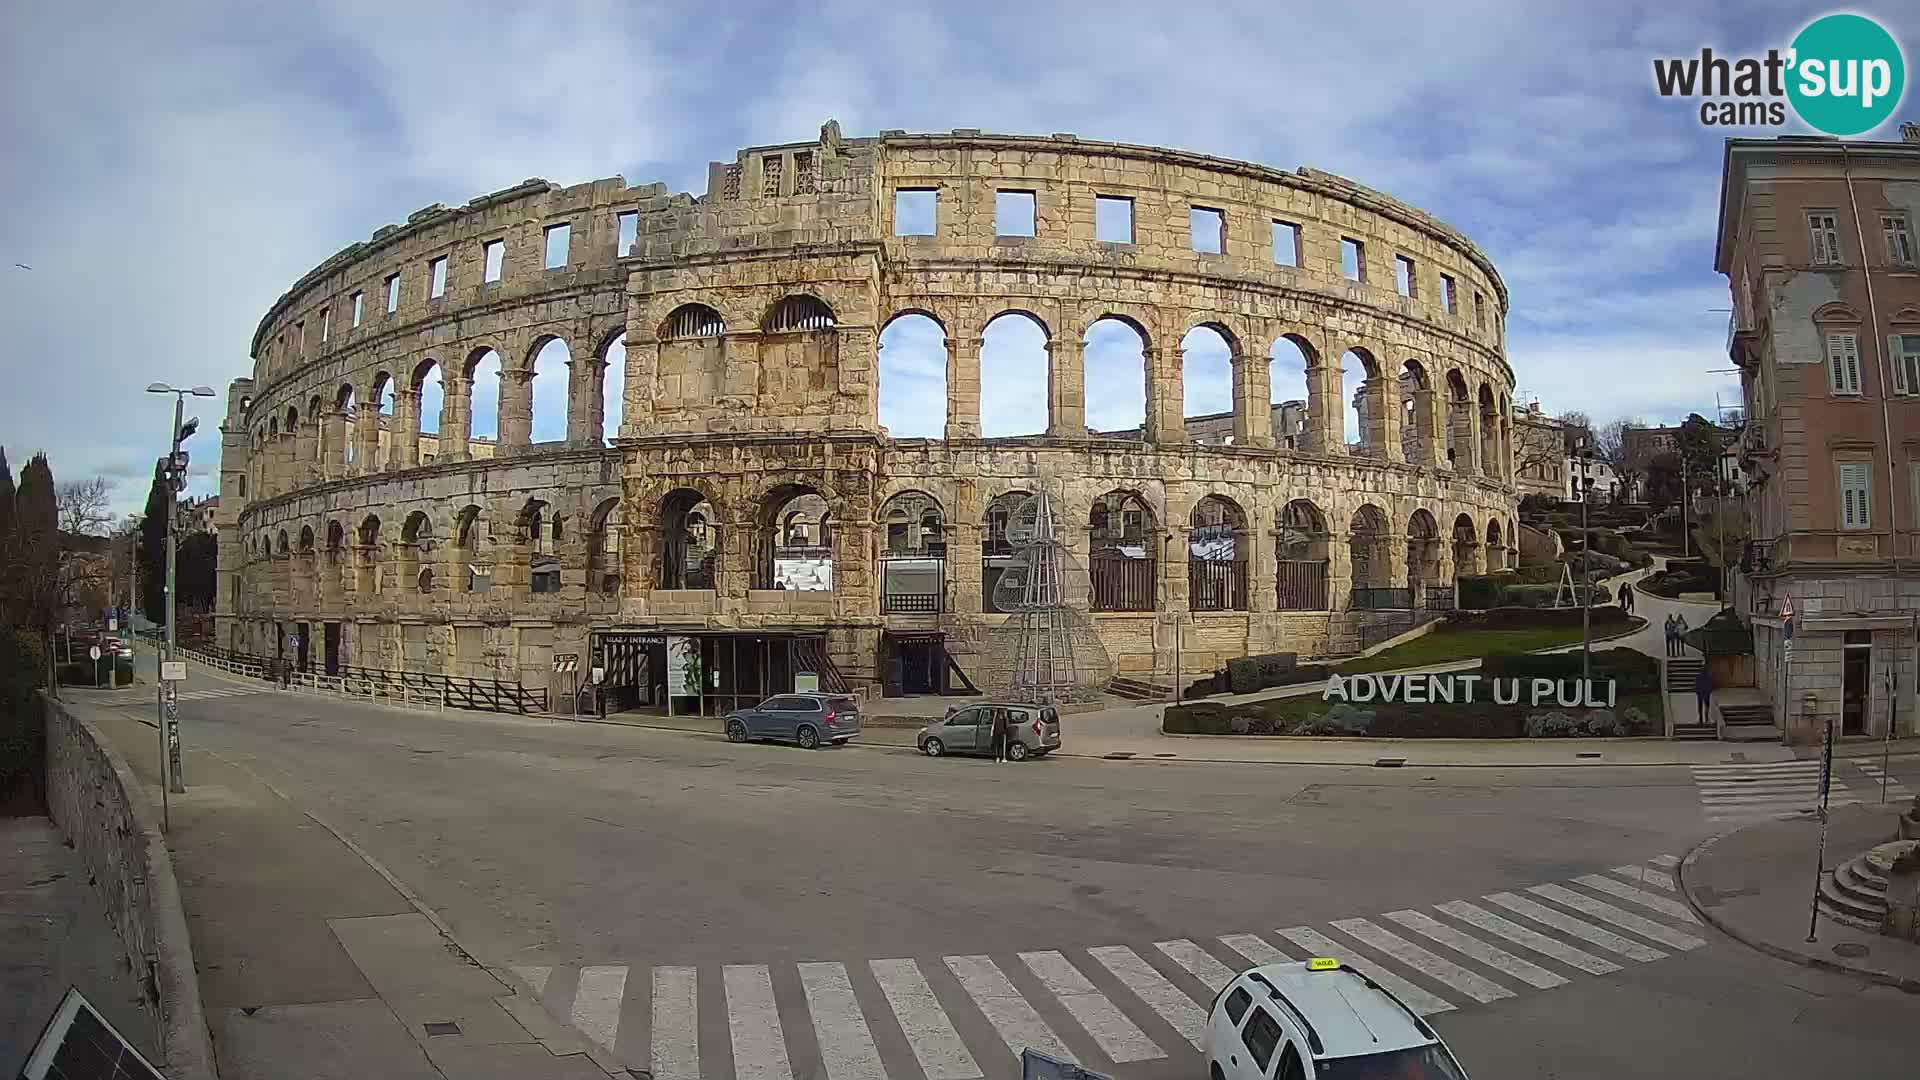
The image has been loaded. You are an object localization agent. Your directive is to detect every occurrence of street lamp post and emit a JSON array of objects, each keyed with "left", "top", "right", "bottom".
[
  {"left": 147, "top": 383, "right": 215, "bottom": 800},
  {"left": 1575, "top": 438, "right": 1596, "bottom": 685}
]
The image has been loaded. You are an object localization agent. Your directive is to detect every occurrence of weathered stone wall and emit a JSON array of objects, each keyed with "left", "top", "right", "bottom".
[
  {"left": 224, "top": 123, "right": 1519, "bottom": 688},
  {"left": 43, "top": 697, "right": 216, "bottom": 1079}
]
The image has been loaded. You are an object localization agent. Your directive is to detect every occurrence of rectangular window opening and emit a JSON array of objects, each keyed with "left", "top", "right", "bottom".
[
  {"left": 428, "top": 256, "right": 447, "bottom": 299},
  {"left": 1394, "top": 254, "right": 1417, "bottom": 298},
  {"left": 894, "top": 189, "right": 936, "bottom": 236},
  {"left": 1474, "top": 290, "right": 1487, "bottom": 330},
  {"left": 543, "top": 223, "right": 571, "bottom": 269},
  {"left": 1809, "top": 212, "right": 1842, "bottom": 266},
  {"left": 350, "top": 292, "right": 363, "bottom": 327},
  {"left": 1897, "top": 333, "right": 1920, "bottom": 396},
  {"left": 319, "top": 308, "right": 329, "bottom": 342},
  {"left": 1190, "top": 207, "right": 1224, "bottom": 254},
  {"left": 617, "top": 212, "right": 638, "bottom": 257},
  {"left": 1827, "top": 332, "right": 1862, "bottom": 395},
  {"left": 1340, "top": 237, "right": 1365, "bottom": 280},
  {"left": 385, "top": 273, "right": 400, "bottom": 314},
  {"left": 295, "top": 320, "right": 305, "bottom": 350},
  {"left": 483, "top": 239, "right": 504, "bottom": 283},
  {"left": 1095, "top": 196, "right": 1134, "bottom": 243},
  {"left": 1440, "top": 274, "right": 1457, "bottom": 314},
  {"left": 1838, "top": 462, "right": 1872, "bottom": 530},
  {"left": 1272, "top": 220, "right": 1300, "bottom": 266},
  {"left": 997, "top": 190, "right": 1037, "bottom": 238},
  {"left": 1883, "top": 213, "right": 1915, "bottom": 267}
]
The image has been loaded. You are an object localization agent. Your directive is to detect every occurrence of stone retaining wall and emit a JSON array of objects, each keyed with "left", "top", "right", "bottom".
[{"left": 43, "top": 696, "right": 217, "bottom": 1079}]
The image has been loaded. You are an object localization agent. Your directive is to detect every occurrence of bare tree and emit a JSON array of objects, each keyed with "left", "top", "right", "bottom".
[
  {"left": 56, "top": 476, "right": 112, "bottom": 537},
  {"left": 1512, "top": 415, "right": 1568, "bottom": 490},
  {"left": 1596, "top": 417, "right": 1645, "bottom": 501}
]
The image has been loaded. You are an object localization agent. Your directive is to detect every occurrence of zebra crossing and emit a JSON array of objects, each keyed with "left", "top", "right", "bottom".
[
  {"left": 111, "top": 685, "right": 269, "bottom": 706},
  {"left": 1689, "top": 758, "right": 1920, "bottom": 824},
  {"left": 508, "top": 855, "right": 1704, "bottom": 1079}
]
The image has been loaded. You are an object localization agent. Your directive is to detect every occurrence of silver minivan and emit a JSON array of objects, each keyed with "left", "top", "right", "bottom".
[
  {"left": 916, "top": 703, "right": 1061, "bottom": 760},
  {"left": 724, "top": 693, "right": 862, "bottom": 749}
]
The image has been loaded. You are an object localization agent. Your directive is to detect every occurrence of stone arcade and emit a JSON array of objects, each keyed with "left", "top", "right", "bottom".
[{"left": 216, "top": 122, "right": 1519, "bottom": 710}]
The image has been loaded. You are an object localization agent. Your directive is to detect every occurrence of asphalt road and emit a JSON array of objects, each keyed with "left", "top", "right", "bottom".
[{"left": 105, "top": 678, "right": 1920, "bottom": 1080}]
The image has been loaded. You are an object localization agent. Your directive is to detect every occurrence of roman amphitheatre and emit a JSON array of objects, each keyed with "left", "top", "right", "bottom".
[{"left": 214, "top": 121, "right": 1518, "bottom": 714}]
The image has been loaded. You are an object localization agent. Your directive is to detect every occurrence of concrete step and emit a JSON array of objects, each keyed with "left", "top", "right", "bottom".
[
  {"left": 1720, "top": 704, "right": 1773, "bottom": 726},
  {"left": 1834, "top": 860, "right": 1887, "bottom": 906},
  {"left": 1672, "top": 724, "right": 1719, "bottom": 741},
  {"left": 1818, "top": 872, "right": 1885, "bottom": 927},
  {"left": 1107, "top": 676, "right": 1170, "bottom": 701},
  {"left": 1721, "top": 723, "right": 1781, "bottom": 743}
]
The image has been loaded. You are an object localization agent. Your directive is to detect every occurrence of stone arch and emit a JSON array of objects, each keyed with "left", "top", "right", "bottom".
[
  {"left": 298, "top": 524, "right": 315, "bottom": 552},
  {"left": 1444, "top": 368, "right": 1472, "bottom": 471},
  {"left": 1189, "top": 493, "right": 1249, "bottom": 611},
  {"left": 1084, "top": 315, "right": 1148, "bottom": 437},
  {"left": 877, "top": 312, "right": 947, "bottom": 439},
  {"left": 1180, "top": 324, "right": 1235, "bottom": 431},
  {"left": 1452, "top": 511, "right": 1481, "bottom": 580},
  {"left": 1341, "top": 347, "right": 1385, "bottom": 456},
  {"left": 588, "top": 496, "right": 623, "bottom": 595},
  {"left": 1267, "top": 333, "right": 1316, "bottom": 451},
  {"left": 526, "top": 336, "right": 570, "bottom": 444},
  {"left": 412, "top": 357, "right": 444, "bottom": 438},
  {"left": 1477, "top": 383, "right": 1498, "bottom": 481},
  {"left": 1399, "top": 358, "right": 1435, "bottom": 465},
  {"left": 657, "top": 487, "right": 720, "bottom": 590},
  {"left": 661, "top": 303, "right": 727, "bottom": 339},
  {"left": 600, "top": 329, "right": 628, "bottom": 444},
  {"left": 465, "top": 349, "right": 502, "bottom": 441},
  {"left": 979, "top": 489, "right": 1034, "bottom": 613},
  {"left": 356, "top": 513, "right": 383, "bottom": 596},
  {"left": 878, "top": 490, "right": 945, "bottom": 553},
  {"left": 981, "top": 310, "right": 1051, "bottom": 438},
  {"left": 276, "top": 529, "right": 290, "bottom": 556},
  {"left": 1406, "top": 508, "right": 1443, "bottom": 590},
  {"left": 1275, "top": 498, "right": 1331, "bottom": 610},
  {"left": 517, "top": 497, "right": 561, "bottom": 594},
  {"left": 763, "top": 294, "right": 836, "bottom": 333},
  {"left": 1347, "top": 503, "right": 1392, "bottom": 594},
  {"left": 1088, "top": 488, "right": 1157, "bottom": 612},
  {"left": 455, "top": 504, "right": 491, "bottom": 593},
  {"left": 756, "top": 482, "right": 834, "bottom": 591}
]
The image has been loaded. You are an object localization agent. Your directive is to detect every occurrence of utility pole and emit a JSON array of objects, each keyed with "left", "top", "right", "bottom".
[
  {"left": 148, "top": 383, "right": 214, "bottom": 799},
  {"left": 1575, "top": 436, "right": 1595, "bottom": 685}
]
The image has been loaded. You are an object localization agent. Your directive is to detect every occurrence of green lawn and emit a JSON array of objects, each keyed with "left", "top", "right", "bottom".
[{"left": 1338, "top": 620, "right": 1644, "bottom": 675}]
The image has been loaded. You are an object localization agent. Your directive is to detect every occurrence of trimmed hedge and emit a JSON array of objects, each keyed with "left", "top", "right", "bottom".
[
  {"left": 1481, "top": 647, "right": 1661, "bottom": 693},
  {"left": 1446, "top": 606, "right": 1633, "bottom": 632},
  {"left": 1227, "top": 652, "right": 1298, "bottom": 693},
  {"left": 1163, "top": 689, "right": 1664, "bottom": 739}
]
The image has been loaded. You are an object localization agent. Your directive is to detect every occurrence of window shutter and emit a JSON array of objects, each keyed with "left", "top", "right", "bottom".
[
  {"left": 1893, "top": 335, "right": 1909, "bottom": 396},
  {"left": 1845, "top": 337, "right": 1862, "bottom": 394},
  {"left": 1828, "top": 334, "right": 1851, "bottom": 392},
  {"left": 1839, "top": 463, "right": 1871, "bottom": 529}
]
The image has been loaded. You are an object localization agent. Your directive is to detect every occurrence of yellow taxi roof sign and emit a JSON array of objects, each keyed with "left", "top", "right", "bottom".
[{"left": 1306, "top": 957, "right": 1341, "bottom": 972}]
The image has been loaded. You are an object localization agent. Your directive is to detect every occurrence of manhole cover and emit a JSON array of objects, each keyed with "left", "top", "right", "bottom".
[
  {"left": 1832, "top": 943, "right": 1870, "bottom": 959},
  {"left": 423, "top": 1021, "right": 462, "bottom": 1037}
]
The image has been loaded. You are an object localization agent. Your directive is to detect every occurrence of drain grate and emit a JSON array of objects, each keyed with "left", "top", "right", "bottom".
[
  {"left": 1832, "top": 942, "right": 1870, "bottom": 959},
  {"left": 1373, "top": 757, "right": 1406, "bottom": 768},
  {"left": 423, "top": 1021, "right": 461, "bottom": 1037}
]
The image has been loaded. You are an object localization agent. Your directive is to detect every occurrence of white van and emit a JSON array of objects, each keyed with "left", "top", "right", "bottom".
[{"left": 1201, "top": 958, "right": 1469, "bottom": 1080}]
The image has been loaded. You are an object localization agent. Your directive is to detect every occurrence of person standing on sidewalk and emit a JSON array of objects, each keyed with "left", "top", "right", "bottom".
[
  {"left": 1694, "top": 663, "right": 1714, "bottom": 726},
  {"left": 990, "top": 707, "right": 1010, "bottom": 763},
  {"left": 1663, "top": 614, "right": 1675, "bottom": 655}
]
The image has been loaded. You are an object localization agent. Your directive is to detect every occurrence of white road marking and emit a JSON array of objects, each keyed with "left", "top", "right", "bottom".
[
  {"left": 798, "top": 962, "right": 885, "bottom": 1080},
  {"left": 1433, "top": 901, "right": 1619, "bottom": 975},
  {"left": 1329, "top": 918, "right": 1514, "bottom": 1003},
  {"left": 1573, "top": 874, "right": 1701, "bottom": 923},
  {"left": 1276, "top": 926, "right": 1454, "bottom": 1015},
  {"left": 570, "top": 965, "right": 627, "bottom": 1051},
  {"left": 1648, "top": 854, "right": 1680, "bottom": 868},
  {"left": 1482, "top": 892, "right": 1667, "bottom": 962},
  {"left": 724, "top": 964, "right": 794, "bottom": 1080},
  {"left": 946, "top": 955, "right": 1073, "bottom": 1063},
  {"left": 1218, "top": 933, "right": 1293, "bottom": 967},
  {"left": 1383, "top": 910, "right": 1566, "bottom": 990},
  {"left": 1020, "top": 950, "right": 1162, "bottom": 1062},
  {"left": 1086, "top": 944, "right": 1209, "bottom": 1051},
  {"left": 511, "top": 965, "right": 551, "bottom": 996},
  {"left": 652, "top": 966, "right": 700, "bottom": 1080},
  {"left": 1527, "top": 885, "right": 1706, "bottom": 951},
  {"left": 1155, "top": 939, "right": 1237, "bottom": 994},
  {"left": 869, "top": 959, "right": 980, "bottom": 1080},
  {"left": 1854, "top": 760, "right": 1913, "bottom": 800},
  {"left": 1608, "top": 865, "right": 1675, "bottom": 891}
]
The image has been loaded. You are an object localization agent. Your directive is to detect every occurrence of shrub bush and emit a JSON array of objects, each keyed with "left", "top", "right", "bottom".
[
  {"left": 1446, "top": 606, "right": 1632, "bottom": 632},
  {"left": 1226, "top": 652, "right": 1298, "bottom": 694},
  {"left": 1, "top": 627, "right": 48, "bottom": 807},
  {"left": 1482, "top": 647, "right": 1660, "bottom": 693},
  {"left": 57, "top": 658, "right": 135, "bottom": 687},
  {"left": 1457, "top": 575, "right": 1505, "bottom": 610}
]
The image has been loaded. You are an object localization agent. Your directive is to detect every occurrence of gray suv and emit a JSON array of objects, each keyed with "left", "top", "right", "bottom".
[
  {"left": 917, "top": 703, "right": 1061, "bottom": 761},
  {"left": 724, "top": 693, "right": 862, "bottom": 749}
]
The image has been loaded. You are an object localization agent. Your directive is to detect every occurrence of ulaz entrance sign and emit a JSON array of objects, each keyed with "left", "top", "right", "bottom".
[{"left": 1324, "top": 672, "right": 1619, "bottom": 708}]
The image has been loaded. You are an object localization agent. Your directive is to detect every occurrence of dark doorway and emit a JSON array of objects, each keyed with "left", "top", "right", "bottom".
[
  {"left": 323, "top": 622, "right": 341, "bottom": 675},
  {"left": 885, "top": 636, "right": 943, "bottom": 696},
  {"left": 295, "top": 622, "right": 310, "bottom": 673},
  {"left": 594, "top": 632, "right": 667, "bottom": 714},
  {"left": 1842, "top": 632, "right": 1871, "bottom": 736}
]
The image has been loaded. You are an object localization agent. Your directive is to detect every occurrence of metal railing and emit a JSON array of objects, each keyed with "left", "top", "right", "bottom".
[
  {"left": 1090, "top": 554, "right": 1156, "bottom": 612},
  {"left": 1275, "top": 560, "right": 1330, "bottom": 611},
  {"left": 881, "top": 590, "right": 942, "bottom": 614},
  {"left": 170, "top": 643, "right": 547, "bottom": 714},
  {"left": 1188, "top": 558, "right": 1249, "bottom": 612},
  {"left": 1423, "top": 586, "right": 1457, "bottom": 612}
]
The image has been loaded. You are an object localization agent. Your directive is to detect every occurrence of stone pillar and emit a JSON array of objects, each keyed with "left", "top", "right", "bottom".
[
  {"left": 1455, "top": 399, "right": 1481, "bottom": 474},
  {"left": 1383, "top": 532, "right": 1409, "bottom": 593},
  {"left": 1327, "top": 529, "right": 1354, "bottom": 608},
  {"left": 440, "top": 376, "right": 471, "bottom": 460},
  {"left": 1480, "top": 406, "right": 1497, "bottom": 480},
  {"left": 392, "top": 390, "right": 420, "bottom": 469},
  {"left": 720, "top": 509, "right": 756, "bottom": 600},
  {"left": 1162, "top": 524, "right": 1188, "bottom": 613},
  {"left": 354, "top": 404, "right": 379, "bottom": 476},
  {"left": 837, "top": 327, "right": 877, "bottom": 430},
  {"left": 1249, "top": 526, "right": 1275, "bottom": 614},
  {"left": 499, "top": 368, "right": 534, "bottom": 450},
  {"left": 1304, "top": 362, "right": 1345, "bottom": 454},
  {"left": 947, "top": 335, "right": 982, "bottom": 439},
  {"left": 1145, "top": 346, "right": 1186, "bottom": 445},
  {"left": 1363, "top": 377, "right": 1400, "bottom": 461},
  {"left": 949, "top": 520, "right": 983, "bottom": 615},
  {"left": 623, "top": 339, "right": 658, "bottom": 435},
  {"left": 565, "top": 359, "right": 592, "bottom": 444},
  {"left": 1046, "top": 338, "right": 1085, "bottom": 438},
  {"left": 1412, "top": 389, "right": 1441, "bottom": 468},
  {"left": 1233, "top": 353, "right": 1273, "bottom": 448},
  {"left": 322, "top": 409, "right": 347, "bottom": 480}
]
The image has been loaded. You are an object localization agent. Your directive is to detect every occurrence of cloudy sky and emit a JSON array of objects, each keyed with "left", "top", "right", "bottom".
[{"left": 2, "top": 0, "right": 1914, "bottom": 514}]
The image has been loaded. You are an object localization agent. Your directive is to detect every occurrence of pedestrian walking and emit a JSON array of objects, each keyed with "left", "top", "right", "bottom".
[
  {"left": 1674, "top": 614, "right": 1690, "bottom": 655},
  {"left": 1694, "top": 663, "right": 1714, "bottom": 726},
  {"left": 1620, "top": 581, "right": 1634, "bottom": 613},
  {"left": 1662, "top": 614, "right": 1675, "bottom": 655},
  {"left": 990, "top": 706, "right": 1010, "bottom": 764}
]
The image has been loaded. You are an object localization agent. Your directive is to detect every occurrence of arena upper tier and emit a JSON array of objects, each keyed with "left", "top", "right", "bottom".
[{"left": 216, "top": 121, "right": 1519, "bottom": 713}]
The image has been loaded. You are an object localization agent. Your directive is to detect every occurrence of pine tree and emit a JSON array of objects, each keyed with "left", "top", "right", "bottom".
[
  {"left": 140, "top": 459, "right": 169, "bottom": 624},
  {"left": 0, "top": 446, "right": 14, "bottom": 545}
]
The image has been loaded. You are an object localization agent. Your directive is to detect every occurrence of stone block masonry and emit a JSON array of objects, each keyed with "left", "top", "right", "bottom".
[{"left": 220, "top": 122, "right": 1519, "bottom": 693}]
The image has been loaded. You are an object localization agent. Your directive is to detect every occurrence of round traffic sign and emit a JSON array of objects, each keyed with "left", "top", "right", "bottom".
[{"left": 88, "top": 645, "right": 102, "bottom": 660}]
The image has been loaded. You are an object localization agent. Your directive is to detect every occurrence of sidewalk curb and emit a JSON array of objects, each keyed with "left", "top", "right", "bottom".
[
  {"left": 1676, "top": 821, "right": 1920, "bottom": 994},
  {"left": 213, "top": 751, "right": 624, "bottom": 1077}
]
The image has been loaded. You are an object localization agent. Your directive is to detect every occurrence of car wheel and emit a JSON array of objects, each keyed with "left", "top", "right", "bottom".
[
  {"left": 796, "top": 725, "right": 820, "bottom": 750},
  {"left": 1007, "top": 741, "right": 1030, "bottom": 761},
  {"left": 725, "top": 719, "right": 748, "bottom": 743},
  {"left": 923, "top": 737, "right": 944, "bottom": 757}
]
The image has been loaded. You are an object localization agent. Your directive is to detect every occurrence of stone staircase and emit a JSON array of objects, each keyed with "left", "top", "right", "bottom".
[
  {"left": 1818, "top": 840, "right": 1918, "bottom": 930},
  {"left": 1107, "top": 676, "right": 1172, "bottom": 701},
  {"left": 1665, "top": 655, "right": 1715, "bottom": 740},
  {"left": 1665, "top": 654, "right": 1704, "bottom": 692},
  {"left": 1719, "top": 702, "right": 1779, "bottom": 743}
]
